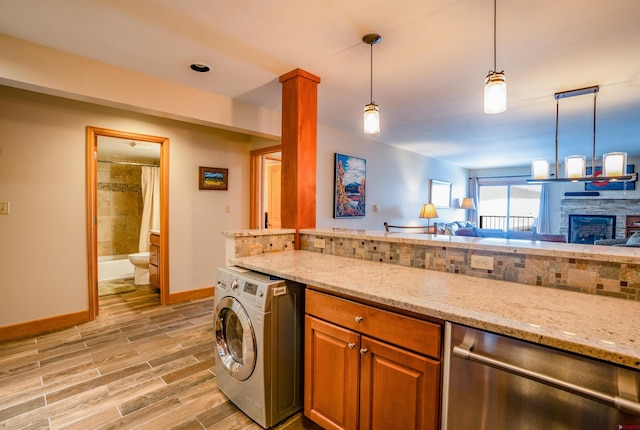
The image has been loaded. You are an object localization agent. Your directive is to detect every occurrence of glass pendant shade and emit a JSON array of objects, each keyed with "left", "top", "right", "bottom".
[
  {"left": 603, "top": 152, "right": 627, "bottom": 177},
  {"left": 363, "top": 103, "right": 380, "bottom": 135},
  {"left": 484, "top": 72, "right": 507, "bottom": 114},
  {"left": 531, "top": 159, "right": 550, "bottom": 180},
  {"left": 564, "top": 155, "right": 586, "bottom": 179}
]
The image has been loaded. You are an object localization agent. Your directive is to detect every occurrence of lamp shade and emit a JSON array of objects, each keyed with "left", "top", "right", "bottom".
[
  {"left": 603, "top": 152, "right": 627, "bottom": 177},
  {"left": 531, "top": 159, "right": 550, "bottom": 180},
  {"left": 419, "top": 203, "right": 438, "bottom": 219},
  {"left": 364, "top": 103, "right": 380, "bottom": 135},
  {"left": 484, "top": 72, "right": 507, "bottom": 114},
  {"left": 564, "top": 155, "right": 586, "bottom": 179},
  {"left": 460, "top": 198, "right": 476, "bottom": 210}
]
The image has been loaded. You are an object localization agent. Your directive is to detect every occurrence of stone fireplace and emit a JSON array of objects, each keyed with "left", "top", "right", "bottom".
[
  {"left": 560, "top": 198, "right": 640, "bottom": 240},
  {"left": 567, "top": 214, "right": 615, "bottom": 244}
]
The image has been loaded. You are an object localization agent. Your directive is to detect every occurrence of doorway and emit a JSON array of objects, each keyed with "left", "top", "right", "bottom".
[
  {"left": 86, "top": 127, "right": 170, "bottom": 319},
  {"left": 250, "top": 145, "right": 282, "bottom": 229}
]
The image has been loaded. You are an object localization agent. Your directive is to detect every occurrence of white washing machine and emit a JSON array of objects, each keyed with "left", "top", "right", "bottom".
[{"left": 214, "top": 266, "right": 304, "bottom": 428}]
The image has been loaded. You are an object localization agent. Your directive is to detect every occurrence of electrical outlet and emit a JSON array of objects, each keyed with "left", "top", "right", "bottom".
[
  {"left": 471, "top": 255, "right": 494, "bottom": 270},
  {"left": 225, "top": 204, "right": 230, "bottom": 213},
  {"left": 314, "top": 238, "right": 326, "bottom": 249},
  {"left": 0, "top": 201, "right": 9, "bottom": 215}
]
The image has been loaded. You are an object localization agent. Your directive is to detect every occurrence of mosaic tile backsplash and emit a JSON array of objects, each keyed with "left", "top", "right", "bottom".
[
  {"left": 229, "top": 233, "right": 295, "bottom": 258},
  {"left": 299, "top": 233, "right": 640, "bottom": 301}
]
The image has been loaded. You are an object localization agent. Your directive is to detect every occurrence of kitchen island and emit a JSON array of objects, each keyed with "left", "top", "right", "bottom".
[{"left": 230, "top": 249, "right": 640, "bottom": 370}]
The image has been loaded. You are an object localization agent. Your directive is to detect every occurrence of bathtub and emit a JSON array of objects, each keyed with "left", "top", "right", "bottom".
[{"left": 98, "top": 254, "right": 135, "bottom": 281}]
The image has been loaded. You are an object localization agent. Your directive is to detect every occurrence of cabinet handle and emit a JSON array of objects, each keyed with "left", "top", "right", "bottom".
[
  {"left": 360, "top": 348, "right": 368, "bottom": 355},
  {"left": 355, "top": 316, "right": 363, "bottom": 323},
  {"left": 453, "top": 344, "right": 640, "bottom": 417},
  {"left": 347, "top": 343, "right": 356, "bottom": 350}
]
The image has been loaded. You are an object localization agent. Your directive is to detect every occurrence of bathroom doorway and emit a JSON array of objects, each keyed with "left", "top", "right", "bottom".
[
  {"left": 250, "top": 145, "right": 282, "bottom": 229},
  {"left": 86, "top": 127, "right": 170, "bottom": 319}
]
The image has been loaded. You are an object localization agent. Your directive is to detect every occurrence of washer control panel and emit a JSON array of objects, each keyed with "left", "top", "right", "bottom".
[{"left": 216, "top": 266, "right": 285, "bottom": 311}]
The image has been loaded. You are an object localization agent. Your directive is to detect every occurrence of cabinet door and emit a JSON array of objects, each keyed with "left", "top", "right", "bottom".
[
  {"left": 149, "top": 243, "right": 159, "bottom": 287},
  {"left": 305, "top": 316, "right": 360, "bottom": 430},
  {"left": 359, "top": 336, "right": 441, "bottom": 430}
]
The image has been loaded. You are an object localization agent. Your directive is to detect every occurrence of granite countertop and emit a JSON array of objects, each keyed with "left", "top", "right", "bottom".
[
  {"left": 230, "top": 250, "right": 640, "bottom": 370},
  {"left": 222, "top": 228, "right": 296, "bottom": 237},
  {"left": 301, "top": 228, "right": 640, "bottom": 264}
]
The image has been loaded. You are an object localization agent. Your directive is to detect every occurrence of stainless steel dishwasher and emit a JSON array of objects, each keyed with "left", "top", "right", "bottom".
[{"left": 442, "top": 322, "right": 640, "bottom": 429}]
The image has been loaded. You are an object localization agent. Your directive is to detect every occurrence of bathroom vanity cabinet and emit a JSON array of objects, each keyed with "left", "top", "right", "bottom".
[
  {"left": 304, "top": 288, "right": 442, "bottom": 430},
  {"left": 149, "top": 232, "right": 160, "bottom": 288}
]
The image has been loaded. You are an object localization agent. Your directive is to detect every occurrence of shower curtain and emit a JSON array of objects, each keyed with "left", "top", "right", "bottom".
[{"left": 139, "top": 166, "right": 160, "bottom": 252}]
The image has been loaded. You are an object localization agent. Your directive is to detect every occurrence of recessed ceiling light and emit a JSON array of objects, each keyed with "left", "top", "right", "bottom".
[{"left": 190, "top": 63, "right": 211, "bottom": 73}]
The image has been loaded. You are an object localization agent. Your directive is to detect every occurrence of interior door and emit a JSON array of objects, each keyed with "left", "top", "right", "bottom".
[
  {"left": 267, "top": 162, "right": 282, "bottom": 229},
  {"left": 249, "top": 145, "right": 281, "bottom": 229},
  {"left": 86, "top": 126, "right": 170, "bottom": 318}
]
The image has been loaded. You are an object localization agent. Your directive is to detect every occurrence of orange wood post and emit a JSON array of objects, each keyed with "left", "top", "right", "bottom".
[{"left": 279, "top": 69, "right": 321, "bottom": 248}]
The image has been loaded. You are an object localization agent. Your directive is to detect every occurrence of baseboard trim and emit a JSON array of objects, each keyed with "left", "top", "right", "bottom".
[
  {"left": 169, "top": 287, "right": 215, "bottom": 304},
  {"left": 0, "top": 310, "right": 90, "bottom": 342}
]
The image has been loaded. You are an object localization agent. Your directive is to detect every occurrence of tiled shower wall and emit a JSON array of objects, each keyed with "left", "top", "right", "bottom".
[{"left": 97, "top": 162, "right": 143, "bottom": 256}]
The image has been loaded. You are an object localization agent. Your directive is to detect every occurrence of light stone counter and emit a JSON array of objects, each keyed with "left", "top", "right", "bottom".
[
  {"left": 301, "top": 228, "right": 640, "bottom": 264},
  {"left": 222, "top": 228, "right": 296, "bottom": 237},
  {"left": 230, "top": 250, "right": 640, "bottom": 370}
]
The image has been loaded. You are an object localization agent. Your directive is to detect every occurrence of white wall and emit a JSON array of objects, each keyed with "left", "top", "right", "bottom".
[
  {"left": 0, "top": 33, "right": 281, "bottom": 141},
  {"left": 0, "top": 33, "right": 470, "bottom": 329},
  {"left": 0, "top": 86, "right": 257, "bottom": 326},
  {"left": 168, "top": 125, "right": 255, "bottom": 293},
  {"left": 316, "top": 125, "right": 469, "bottom": 230}
]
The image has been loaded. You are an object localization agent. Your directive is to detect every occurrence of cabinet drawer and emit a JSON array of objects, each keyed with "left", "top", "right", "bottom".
[
  {"left": 306, "top": 289, "right": 441, "bottom": 359},
  {"left": 150, "top": 233, "right": 160, "bottom": 246},
  {"left": 149, "top": 244, "right": 159, "bottom": 266}
]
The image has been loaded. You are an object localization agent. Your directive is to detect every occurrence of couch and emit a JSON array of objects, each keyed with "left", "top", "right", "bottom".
[
  {"left": 438, "top": 221, "right": 567, "bottom": 243},
  {"left": 594, "top": 232, "right": 640, "bottom": 247}
]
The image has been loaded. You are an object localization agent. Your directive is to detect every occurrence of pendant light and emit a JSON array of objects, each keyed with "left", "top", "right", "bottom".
[
  {"left": 527, "top": 85, "right": 637, "bottom": 184},
  {"left": 363, "top": 33, "right": 381, "bottom": 135},
  {"left": 484, "top": 0, "right": 507, "bottom": 114}
]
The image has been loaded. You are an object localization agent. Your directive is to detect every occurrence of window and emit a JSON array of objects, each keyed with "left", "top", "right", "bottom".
[{"left": 478, "top": 182, "right": 542, "bottom": 231}]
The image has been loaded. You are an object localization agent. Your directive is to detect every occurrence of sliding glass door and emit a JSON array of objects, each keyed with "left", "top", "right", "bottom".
[{"left": 478, "top": 183, "right": 542, "bottom": 231}]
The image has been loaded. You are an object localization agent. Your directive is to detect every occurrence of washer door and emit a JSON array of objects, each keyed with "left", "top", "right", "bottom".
[{"left": 215, "top": 296, "right": 257, "bottom": 381}]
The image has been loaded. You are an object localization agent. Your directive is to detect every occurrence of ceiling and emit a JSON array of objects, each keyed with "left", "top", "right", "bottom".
[
  {"left": 1, "top": 0, "right": 639, "bottom": 170},
  {"left": 97, "top": 136, "right": 161, "bottom": 164}
]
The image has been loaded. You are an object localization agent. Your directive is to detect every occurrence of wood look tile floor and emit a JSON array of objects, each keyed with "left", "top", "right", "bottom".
[{"left": 0, "top": 283, "right": 322, "bottom": 430}]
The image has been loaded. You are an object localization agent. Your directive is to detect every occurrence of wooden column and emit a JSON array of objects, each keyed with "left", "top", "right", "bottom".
[{"left": 279, "top": 69, "right": 321, "bottom": 248}]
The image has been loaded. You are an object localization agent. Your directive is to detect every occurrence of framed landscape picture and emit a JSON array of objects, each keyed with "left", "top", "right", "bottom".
[
  {"left": 430, "top": 179, "right": 451, "bottom": 208},
  {"left": 199, "top": 166, "right": 228, "bottom": 190},
  {"left": 334, "top": 153, "right": 366, "bottom": 218}
]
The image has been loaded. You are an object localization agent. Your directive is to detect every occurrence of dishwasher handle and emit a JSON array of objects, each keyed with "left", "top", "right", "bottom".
[{"left": 453, "top": 344, "right": 640, "bottom": 417}]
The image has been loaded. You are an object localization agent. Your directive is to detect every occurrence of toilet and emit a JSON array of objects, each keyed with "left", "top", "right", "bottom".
[{"left": 128, "top": 252, "right": 151, "bottom": 285}]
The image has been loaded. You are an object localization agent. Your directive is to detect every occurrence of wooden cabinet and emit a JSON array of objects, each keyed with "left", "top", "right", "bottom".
[
  {"left": 626, "top": 215, "right": 640, "bottom": 238},
  {"left": 149, "top": 232, "right": 160, "bottom": 288},
  {"left": 304, "top": 289, "right": 442, "bottom": 430}
]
